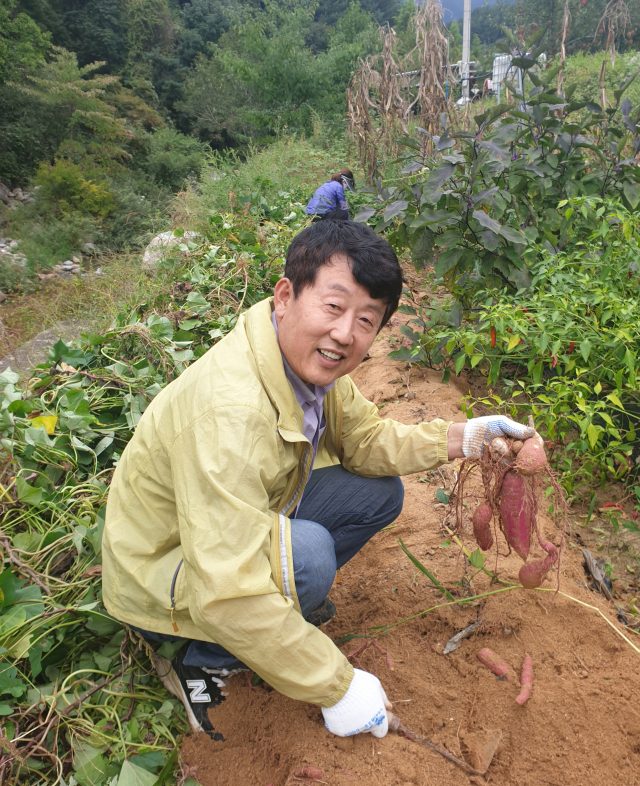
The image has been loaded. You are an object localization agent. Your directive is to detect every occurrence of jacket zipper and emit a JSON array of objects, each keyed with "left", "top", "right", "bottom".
[{"left": 169, "top": 559, "right": 183, "bottom": 632}]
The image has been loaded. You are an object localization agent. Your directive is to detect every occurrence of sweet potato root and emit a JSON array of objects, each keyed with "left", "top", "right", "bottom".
[
  {"left": 518, "top": 541, "right": 558, "bottom": 589},
  {"left": 514, "top": 433, "right": 546, "bottom": 476},
  {"left": 472, "top": 503, "right": 494, "bottom": 551},
  {"left": 500, "top": 471, "right": 532, "bottom": 561},
  {"left": 516, "top": 654, "right": 533, "bottom": 705},
  {"left": 477, "top": 648, "right": 519, "bottom": 685}
]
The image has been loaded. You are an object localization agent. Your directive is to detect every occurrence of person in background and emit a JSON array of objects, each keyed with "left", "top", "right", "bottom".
[{"left": 305, "top": 169, "right": 355, "bottom": 222}]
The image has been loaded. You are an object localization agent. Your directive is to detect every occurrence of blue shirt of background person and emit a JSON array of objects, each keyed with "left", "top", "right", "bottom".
[{"left": 305, "top": 169, "right": 355, "bottom": 219}]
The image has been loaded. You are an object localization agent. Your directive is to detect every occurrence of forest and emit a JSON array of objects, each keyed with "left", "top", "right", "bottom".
[{"left": 1, "top": 0, "right": 640, "bottom": 784}]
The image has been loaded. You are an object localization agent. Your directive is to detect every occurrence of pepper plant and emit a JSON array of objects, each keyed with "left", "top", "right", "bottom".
[{"left": 395, "top": 197, "right": 640, "bottom": 494}]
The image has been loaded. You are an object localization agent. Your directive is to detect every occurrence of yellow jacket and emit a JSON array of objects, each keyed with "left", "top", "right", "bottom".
[{"left": 102, "top": 297, "right": 451, "bottom": 707}]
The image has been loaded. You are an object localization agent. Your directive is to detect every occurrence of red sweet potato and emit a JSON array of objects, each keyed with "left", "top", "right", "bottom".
[
  {"left": 514, "top": 433, "right": 547, "bottom": 476},
  {"left": 518, "top": 543, "right": 558, "bottom": 589},
  {"left": 500, "top": 471, "right": 532, "bottom": 561},
  {"left": 477, "top": 648, "right": 519, "bottom": 685},
  {"left": 516, "top": 654, "right": 533, "bottom": 705},
  {"left": 472, "top": 503, "right": 494, "bottom": 551}
]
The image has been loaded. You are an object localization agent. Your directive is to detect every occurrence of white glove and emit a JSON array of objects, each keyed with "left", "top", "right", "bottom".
[
  {"left": 462, "top": 415, "right": 535, "bottom": 459},
  {"left": 321, "top": 669, "right": 392, "bottom": 738}
]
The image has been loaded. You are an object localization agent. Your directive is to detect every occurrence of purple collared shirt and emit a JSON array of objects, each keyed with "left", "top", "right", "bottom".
[{"left": 271, "top": 312, "right": 335, "bottom": 478}]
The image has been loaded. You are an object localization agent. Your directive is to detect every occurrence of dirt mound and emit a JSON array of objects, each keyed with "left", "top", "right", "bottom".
[{"left": 181, "top": 311, "right": 640, "bottom": 785}]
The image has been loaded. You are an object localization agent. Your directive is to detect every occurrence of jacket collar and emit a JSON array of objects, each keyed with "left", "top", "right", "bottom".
[{"left": 244, "top": 297, "right": 308, "bottom": 442}]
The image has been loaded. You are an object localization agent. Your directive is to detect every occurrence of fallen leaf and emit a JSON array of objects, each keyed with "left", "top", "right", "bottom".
[
  {"left": 80, "top": 565, "right": 102, "bottom": 579},
  {"left": 30, "top": 415, "right": 58, "bottom": 435}
]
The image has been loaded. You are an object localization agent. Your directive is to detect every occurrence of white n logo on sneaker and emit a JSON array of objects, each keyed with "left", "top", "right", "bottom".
[{"left": 186, "top": 679, "right": 211, "bottom": 703}]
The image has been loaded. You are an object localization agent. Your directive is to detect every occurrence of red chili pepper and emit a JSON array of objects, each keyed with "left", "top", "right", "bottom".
[
  {"left": 629, "top": 271, "right": 633, "bottom": 279},
  {"left": 552, "top": 355, "right": 557, "bottom": 368},
  {"left": 490, "top": 326, "right": 496, "bottom": 348},
  {"left": 519, "top": 338, "right": 524, "bottom": 345},
  {"left": 602, "top": 502, "right": 624, "bottom": 511},
  {"left": 569, "top": 341, "right": 575, "bottom": 354},
  {"left": 633, "top": 511, "right": 639, "bottom": 520}
]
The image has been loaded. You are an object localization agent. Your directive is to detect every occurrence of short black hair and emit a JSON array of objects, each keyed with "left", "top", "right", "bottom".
[{"left": 284, "top": 220, "right": 402, "bottom": 329}]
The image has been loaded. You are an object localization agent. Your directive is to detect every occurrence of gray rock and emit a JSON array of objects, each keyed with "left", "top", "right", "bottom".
[
  {"left": 0, "top": 184, "right": 10, "bottom": 205},
  {"left": 81, "top": 242, "right": 97, "bottom": 254},
  {"left": 62, "top": 260, "right": 74, "bottom": 270},
  {"left": 8, "top": 240, "right": 18, "bottom": 250},
  {"left": 142, "top": 231, "right": 199, "bottom": 268},
  {"left": 0, "top": 319, "right": 92, "bottom": 376}
]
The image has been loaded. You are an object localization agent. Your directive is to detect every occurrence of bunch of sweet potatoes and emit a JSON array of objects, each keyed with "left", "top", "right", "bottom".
[{"left": 467, "top": 430, "right": 564, "bottom": 589}]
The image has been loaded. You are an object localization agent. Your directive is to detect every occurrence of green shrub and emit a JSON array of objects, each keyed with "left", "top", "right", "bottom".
[
  {"left": 34, "top": 160, "right": 117, "bottom": 218},
  {"left": 7, "top": 206, "right": 100, "bottom": 269},
  {"left": 142, "top": 127, "right": 209, "bottom": 192}
]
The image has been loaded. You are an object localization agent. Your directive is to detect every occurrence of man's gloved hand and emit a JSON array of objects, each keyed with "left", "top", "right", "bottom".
[
  {"left": 321, "top": 669, "right": 392, "bottom": 738},
  {"left": 463, "top": 415, "right": 535, "bottom": 460}
]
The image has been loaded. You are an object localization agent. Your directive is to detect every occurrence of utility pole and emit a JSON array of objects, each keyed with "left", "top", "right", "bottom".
[{"left": 462, "top": 0, "right": 471, "bottom": 101}]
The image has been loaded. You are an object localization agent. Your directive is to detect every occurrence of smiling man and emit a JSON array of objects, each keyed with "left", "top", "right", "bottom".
[{"left": 102, "top": 220, "right": 533, "bottom": 741}]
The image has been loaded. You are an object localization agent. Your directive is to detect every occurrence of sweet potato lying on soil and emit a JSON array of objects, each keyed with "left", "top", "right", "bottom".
[
  {"left": 477, "top": 648, "right": 519, "bottom": 685},
  {"left": 516, "top": 654, "right": 533, "bottom": 705}
]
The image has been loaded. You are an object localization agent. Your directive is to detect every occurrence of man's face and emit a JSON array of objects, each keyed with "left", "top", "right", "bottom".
[{"left": 273, "top": 255, "right": 386, "bottom": 386}]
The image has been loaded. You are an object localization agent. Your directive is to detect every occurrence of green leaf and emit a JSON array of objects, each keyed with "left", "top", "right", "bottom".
[
  {"left": 0, "top": 665, "right": 27, "bottom": 699},
  {"left": 579, "top": 339, "right": 592, "bottom": 362},
  {"left": 435, "top": 488, "right": 450, "bottom": 504},
  {"left": 587, "top": 423, "right": 600, "bottom": 449},
  {"left": 118, "top": 759, "right": 158, "bottom": 786},
  {"left": 146, "top": 315, "right": 174, "bottom": 340},
  {"left": 469, "top": 548, "right": 485, "bottom": 569},
  {"left": 625, "top": 347, "right": 636, "bottom": 378},
  {"left": 454, "top": 351, "right": 466, "bottom": 374},
  {"left": 398, "top": 538, "right": 455, "bottom": 601},
  {"left": 15, "top": 477, "right": 43, "bottom": 506},
  {"left": 607, "top": 393, "right": 623, "bottom": 408},
  {"left": 353, "top": 206, "right": 376, "bottom": 223},
  {"left": 435, "top": 248, "right": 463, "bottom": 278},
  {"left": 74, "top": 742, "right": 109, "bottom": 786},
  {"left": 623, "top": 180, "right": 640, "bottom": 210},
  {"left": 383, "top": 200, "right": 408, "bottom": 222}
]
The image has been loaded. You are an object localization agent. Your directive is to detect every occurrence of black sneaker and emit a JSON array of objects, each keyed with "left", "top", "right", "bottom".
[
  {"left": 305, "top": 598, "right": 336, "bottom": 626},
  {"left": 152, "top": 644, "right": 227, "bottom": 739}
]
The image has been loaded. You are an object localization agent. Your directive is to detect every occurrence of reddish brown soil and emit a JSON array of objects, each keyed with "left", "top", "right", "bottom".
[{"left": 181, "top": 310, "right": 640, "bottom": 786}]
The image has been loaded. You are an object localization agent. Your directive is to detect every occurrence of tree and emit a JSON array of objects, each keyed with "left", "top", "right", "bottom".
[
  {"left": 448, "top": 19, "right": 463, "bottom": 61},
  {"left": 18, "top": 47, "right": 130, "bottom": 168},
  {"left": 0, "top": 0, "right": 49, "bottom": 83},
  {"left": 178, "top": 0, "right": 234, "bottom": 66}
]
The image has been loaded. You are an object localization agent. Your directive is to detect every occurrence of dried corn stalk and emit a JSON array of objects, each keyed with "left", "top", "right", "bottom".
[
  {"left": 412, "top": 0, "right": 453, "bottom": 143},
  {"left": 347, "top": 58, "right": 382, "bottom": 184},
  {"left": 347, "top": 0, "right": 453, "bottom": 181},
  {"left": 593, "top": 0, "right": 631, "bottom": 67}
]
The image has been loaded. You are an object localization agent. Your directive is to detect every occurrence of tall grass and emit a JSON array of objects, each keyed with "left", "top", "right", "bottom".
[{"left": 199, "top": 133, "right": 355, "bottom": 213}]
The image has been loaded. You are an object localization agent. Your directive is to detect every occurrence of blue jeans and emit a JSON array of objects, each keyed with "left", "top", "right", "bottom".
[{"left": 132, "top": 465, "right": 404, "bottom": 670}]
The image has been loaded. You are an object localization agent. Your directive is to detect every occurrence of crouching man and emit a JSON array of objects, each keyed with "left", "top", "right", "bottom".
[{"left": 102, "top": 220, "right": 532, "bottom": 739}]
